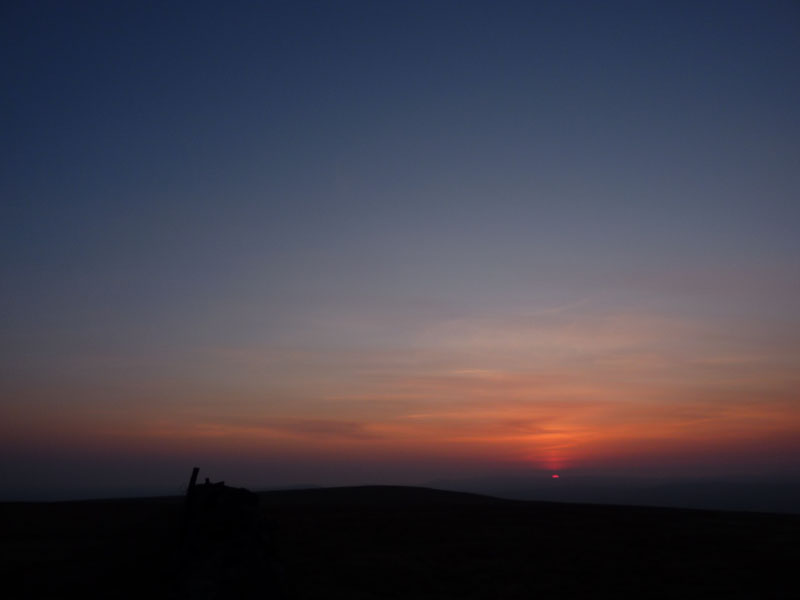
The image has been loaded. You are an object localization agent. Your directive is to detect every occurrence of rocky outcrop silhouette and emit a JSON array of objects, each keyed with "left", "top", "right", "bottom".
[{"left": 170, "top": 470, "right": 281, "bottom": 599}]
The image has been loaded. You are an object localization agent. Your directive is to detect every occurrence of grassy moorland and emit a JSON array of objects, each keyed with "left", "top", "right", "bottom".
[{"left": 3, "top": 486, "right": 798, "bottom": 599}]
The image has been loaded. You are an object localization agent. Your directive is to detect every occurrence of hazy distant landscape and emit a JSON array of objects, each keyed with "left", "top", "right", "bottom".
[{"left": 430, "top": 475, "right": 800, "bottom": 514}]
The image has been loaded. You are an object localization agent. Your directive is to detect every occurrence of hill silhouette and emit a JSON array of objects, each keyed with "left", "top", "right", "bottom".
[
  {"left": 258, "top": 484, "right": 506, "bottom": 506},
  {"left": 3, "top": 485, "right": 798, "bottom": 598}
]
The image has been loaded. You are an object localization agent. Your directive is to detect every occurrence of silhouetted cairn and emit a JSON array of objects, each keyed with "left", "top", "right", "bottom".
[
  {"left": 171, "top": 469, "right": 279, "bottom": 599},
  {"left": 188, "top": 478, "right": 259, "bottom": 540}
]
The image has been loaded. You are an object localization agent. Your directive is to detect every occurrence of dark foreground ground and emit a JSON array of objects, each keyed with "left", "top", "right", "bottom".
[{"left": 2, "top": 486, "right": 798, "bottom": 599}]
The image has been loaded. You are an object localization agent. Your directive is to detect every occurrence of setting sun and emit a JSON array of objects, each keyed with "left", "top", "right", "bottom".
[{"left": 1, "top": 0, "right": 798, "bottom": 503}]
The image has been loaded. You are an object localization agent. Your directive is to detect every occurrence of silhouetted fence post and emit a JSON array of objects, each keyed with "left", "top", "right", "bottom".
[
  {"left": 187, "top": 466, "right": 200, "bottom": 497},
  {"left": 181, "top": 467, "right": 200, "bottom": 540}
]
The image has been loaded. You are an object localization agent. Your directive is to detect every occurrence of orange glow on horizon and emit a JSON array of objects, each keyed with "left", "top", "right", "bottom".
[{"left": 3, "top": 308, "right": 799, "bottom": 481}]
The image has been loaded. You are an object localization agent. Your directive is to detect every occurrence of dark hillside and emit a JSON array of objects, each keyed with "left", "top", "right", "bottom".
[
  {"left": 2, "top": 486, "right": 798, "bottom": 598},
  {"left": 1, "top": 497, "right": 183, "bottom": 598},
  {"left": 262, "top": 486, "right": 799, "bottom": 599}
]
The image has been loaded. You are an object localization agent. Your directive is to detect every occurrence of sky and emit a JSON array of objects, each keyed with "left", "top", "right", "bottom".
[{"left": 2, "top": 0, "right": 799, "bottom": 500}]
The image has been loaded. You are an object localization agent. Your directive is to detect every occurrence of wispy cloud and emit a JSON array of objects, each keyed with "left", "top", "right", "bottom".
[{"left": 259, "top": 419, "right": 380, "bottom": 440}]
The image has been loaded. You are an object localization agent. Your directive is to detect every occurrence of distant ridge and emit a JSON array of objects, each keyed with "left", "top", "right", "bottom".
[
  {"left": 430, "top": 476, "right": 800, "bottom": 514},
  {"left": 258, "top": 484, "right": 509, "bottom": 506}
]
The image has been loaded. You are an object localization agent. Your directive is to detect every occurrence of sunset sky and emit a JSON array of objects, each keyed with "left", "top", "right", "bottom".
[{"left": 2, "top": 1, "right": 799, "bottom": 499}]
